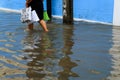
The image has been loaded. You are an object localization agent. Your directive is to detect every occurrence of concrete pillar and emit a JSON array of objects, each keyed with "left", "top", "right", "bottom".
[
  {"left": 113, "top": 0, "right": 120, "bottom": 26},
  {"left": 63, "top": 0, "right": 73, "bottom": 24}
]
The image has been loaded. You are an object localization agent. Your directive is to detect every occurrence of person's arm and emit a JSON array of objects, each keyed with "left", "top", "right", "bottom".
[{"left": 26, "top": 0, "right": 32, "bottom": 7}]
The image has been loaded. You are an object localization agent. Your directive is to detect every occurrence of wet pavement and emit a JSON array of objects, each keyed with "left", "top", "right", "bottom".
[{"left": 0, "top": 11, "right": 120, "bottom": 80}]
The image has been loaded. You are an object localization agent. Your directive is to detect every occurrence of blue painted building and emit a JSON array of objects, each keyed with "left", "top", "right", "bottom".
[
  {"left": 0, "top": 0, "right": 120, "bottom": 26},
  {"left": 0, "top": 0, "right": 25, "bottom": 10}
]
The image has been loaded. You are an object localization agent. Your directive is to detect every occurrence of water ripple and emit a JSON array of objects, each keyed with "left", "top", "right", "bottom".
[{"left": 0, "top": 11, "right": 120, "bottom": 80}]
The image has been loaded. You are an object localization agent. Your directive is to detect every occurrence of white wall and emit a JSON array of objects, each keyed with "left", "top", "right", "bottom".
[{"left": 113, "top": 0, "right": 120, "bottom": 26}]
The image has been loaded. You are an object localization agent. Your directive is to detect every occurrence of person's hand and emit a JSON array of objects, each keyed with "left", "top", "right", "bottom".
[
  {"left": 26, "top": 0, "right": 32, "bottom": 8},
  {"left": 26, "top": 0, "right": 32, "bottom": 3},
  {"left": 26, "top": 2, "right": 29, "bottom": 8}
]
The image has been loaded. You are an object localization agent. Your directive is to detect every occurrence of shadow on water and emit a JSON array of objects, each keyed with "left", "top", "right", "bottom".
[{"left": 0, "top": 11, "right": 119, "bottom": 80}]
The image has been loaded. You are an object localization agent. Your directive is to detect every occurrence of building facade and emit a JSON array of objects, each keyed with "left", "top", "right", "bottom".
[{"left": 0, "top": 0, "right": 120, "bottom": 26}]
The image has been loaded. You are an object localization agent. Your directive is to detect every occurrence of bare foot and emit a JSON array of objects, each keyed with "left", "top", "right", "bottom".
[
  {"left": 45, "top": 29, "right": 49, "bottom": 32},
  {"left": 28, "top": 23, "right": 34, "bottom": 30},
  {"left": 28, "top": 26, "right": 34, "bottom": 30},
  {"left": 25, "top": 28, "right": 32, "bottom": 32}
]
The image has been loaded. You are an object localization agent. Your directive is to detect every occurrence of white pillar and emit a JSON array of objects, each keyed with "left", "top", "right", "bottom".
[{"left": 113, "top": 0, "right": 120, "bottom": 26}]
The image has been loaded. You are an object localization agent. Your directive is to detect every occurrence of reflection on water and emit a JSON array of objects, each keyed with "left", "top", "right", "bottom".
[
  {"left": 21, "top": 24, "right": 78, "bottom": 80},
  {"left": 58, "top": 25, "right": 79, "bottom": 80},
  {"left": 0, "top": 11, "right": 120, "bottom": 80},
  {"left": 58, "top": 56, "right": 78, "bottom": 80},
  {"left": 108, "top": 26, "right": 120, "bottom": 80},
  {"left": 22, "top": 30, "right": 58, "bottom": 79}
]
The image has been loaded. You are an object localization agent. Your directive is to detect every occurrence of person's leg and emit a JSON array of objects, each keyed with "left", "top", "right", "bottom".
[
  {"left": 28, "top": 23, "right": 34, "bottom": 30},
  {"left": 39, "top": 20, "right": 49, "bottom": 32}
]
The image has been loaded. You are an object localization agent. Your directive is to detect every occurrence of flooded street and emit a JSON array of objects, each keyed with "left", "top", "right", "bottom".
[{"left": 0, "top": 11, "right": 120, "bottom": 80}]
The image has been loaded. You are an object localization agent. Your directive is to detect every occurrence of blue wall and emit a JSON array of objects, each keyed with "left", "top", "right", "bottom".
[
  {"left": 73, "top": 0, "right": 114, "bottom": 23},
  {"left": 0, "top": 0, "right": 114, "bottom": 23},
  {"left": 51, "top": 0, "right": 114, "bottom": 23},
  {"left": 0, "top": 0, "right": 25, "bottom": 10},
  {"left": 52, "top": 0, "right": 63, "bottom": 16}
]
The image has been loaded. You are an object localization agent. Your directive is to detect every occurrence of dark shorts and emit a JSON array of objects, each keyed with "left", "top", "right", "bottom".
[{"left": 29, "top": 0, "right": 43, "bottom": 20}]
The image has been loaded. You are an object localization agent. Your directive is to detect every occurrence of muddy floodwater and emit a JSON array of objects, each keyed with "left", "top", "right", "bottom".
[{"left": 0, "top": 11, "right": 120, "bottom": 80}]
